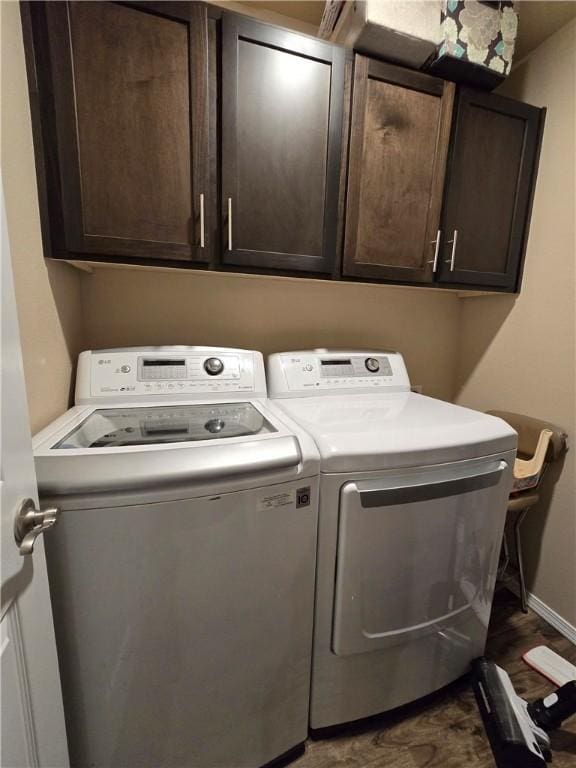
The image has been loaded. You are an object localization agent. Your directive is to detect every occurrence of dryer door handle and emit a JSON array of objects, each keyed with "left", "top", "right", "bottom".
[{"left": 356, "top": 462, "right": 507, "bottom": 508}]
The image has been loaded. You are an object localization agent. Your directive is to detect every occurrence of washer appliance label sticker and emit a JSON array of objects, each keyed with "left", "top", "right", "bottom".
[
  {"left": 257, "top": 490, "right": 296, "bottom": 512},
  {"left": 296, "top": 487, "right": 311, "bottom": 508}
]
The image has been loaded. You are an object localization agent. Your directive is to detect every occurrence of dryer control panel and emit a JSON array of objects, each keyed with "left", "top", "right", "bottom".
[
  {"left": 267, "top": 350, "right": 411, "bottom": 398},
  {"left": 75, "top": 347, "right": 267, "bottom": 404}
]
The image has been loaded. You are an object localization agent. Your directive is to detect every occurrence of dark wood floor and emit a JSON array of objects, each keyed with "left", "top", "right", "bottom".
[{"left": 293, "top": 590, "right": 576, "bottom": 768}]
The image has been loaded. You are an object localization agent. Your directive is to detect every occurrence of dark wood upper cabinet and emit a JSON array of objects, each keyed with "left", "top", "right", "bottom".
[
  {"left": 24, "top": 3, "right": 544, "bottom": 293},
  {"left": 40, "top": 1, "right": 213, "bottom": 263},
  {"left": 343, "top": 57, "right": 455, "bottom": 283},
  {"left": 221, "top": 15, "right": 345, "bottom": 274},
  {"left": 437, "top": 88, "right": 544, "bottom": 290}
]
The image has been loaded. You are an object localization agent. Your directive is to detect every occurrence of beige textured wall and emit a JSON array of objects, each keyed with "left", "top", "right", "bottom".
[
  {"left": 454, "top": 20, "right": 576, "bottom": 624},
  {"left": 3, "top": 0, "right": 574, "bottom": 628},
  {"left": 1, "top": 0, "right": 459, "bottom": 427},
  {"left": 1, "top": 1, "right": 85, "bottom": 434},
  {"left": 81, "top": 267, "right": 460, "bottom": 401}
]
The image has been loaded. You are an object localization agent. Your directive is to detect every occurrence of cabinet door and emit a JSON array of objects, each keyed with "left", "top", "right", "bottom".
[
  {"left": 45, "top": 1, "right": 213, "bottom": 263},
  {"left": 343, "top": 57, "right": 455, "bottom": 283},
  {"left": 438, "top": 88, "right": 544, "bottom": 290},
  {"left": 221, "top": 15, "right": 345, "bottom": 274}
]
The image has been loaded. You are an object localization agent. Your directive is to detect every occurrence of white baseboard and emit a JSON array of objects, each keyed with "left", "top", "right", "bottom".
[{"left": 506, "top": 583, "right": 576, "bottom": 646}]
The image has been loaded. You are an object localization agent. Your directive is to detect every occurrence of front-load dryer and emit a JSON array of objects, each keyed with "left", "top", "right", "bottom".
[
  {"left": 34, "top": 347, "right": 320, "bottom": 768},
  {"left": 266, "top": 349, "right": 517, "bottom": 729}
]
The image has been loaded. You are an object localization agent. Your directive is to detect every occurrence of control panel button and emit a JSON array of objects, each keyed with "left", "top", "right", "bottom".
[
  {"left": 120, "top": 365, "right": 131, "bottom": 373},
  {"left": 204, "top": 357, "right": 224, "bottom": 376},
  {"left": 365, "top": 357, "right": 380, "bottom": 373}
]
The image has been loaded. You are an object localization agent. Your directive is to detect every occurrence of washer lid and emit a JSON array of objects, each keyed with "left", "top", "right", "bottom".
[
  {"left": 53, "top": 402, "right": 275, "bottom": 449},
  {"left": 33, "top": 401, "right": 305, "bottom": 497},
  {"left": 274, "top": 392, "right": 517, "bottom": 471}
]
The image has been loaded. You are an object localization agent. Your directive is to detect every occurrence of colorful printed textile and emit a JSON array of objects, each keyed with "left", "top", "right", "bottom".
[{"left": 439, "top": 0, "right": 518, "bottom": 76}]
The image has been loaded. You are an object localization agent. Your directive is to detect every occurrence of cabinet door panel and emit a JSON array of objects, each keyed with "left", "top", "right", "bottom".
[
  {"left": 236, "top": 41, "right": 330, "bottom": 258},
  {"left": 46, "top": 1, "right": 212, "bottom": 263},
  {"left": 72, "top": 2, "right": 190, "bottom": 244},
  {"left": 439, "top": 88, "right": 544, "bottom": 290},
  {"left": 357, "top": 81, "right": 440, "bottom": 268},
  {"left": 344, "top": 58, "right": 454, "bottom": 283},
  {"left": 222, "top": 16, "right": 345, "bottom": 274}
]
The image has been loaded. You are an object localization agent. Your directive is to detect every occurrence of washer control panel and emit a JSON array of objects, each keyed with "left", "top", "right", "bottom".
[
  {"left": 136, "top": 355, "right": 240, "bottom": 384},
  {"left": 267, "top": 350, "right": 411, "bottom": 397},
  {"left": 75, "top": 347, "right": 266, "bottom": 403}
]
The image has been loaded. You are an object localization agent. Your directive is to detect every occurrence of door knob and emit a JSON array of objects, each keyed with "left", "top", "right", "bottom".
[{"left": 14, "top": 498, "right": 60, "bottom": 556}]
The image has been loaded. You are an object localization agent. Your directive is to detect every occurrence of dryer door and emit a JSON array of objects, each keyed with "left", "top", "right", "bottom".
[{"left": 332, "top": 457, "right": 512, "bottom": 656}]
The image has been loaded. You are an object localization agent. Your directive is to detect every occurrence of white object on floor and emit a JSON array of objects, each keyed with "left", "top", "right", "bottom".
[{"left": 523, "top": 646, "right": 576, "bottom": 687}]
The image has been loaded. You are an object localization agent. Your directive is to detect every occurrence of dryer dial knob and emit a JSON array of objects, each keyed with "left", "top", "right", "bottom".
[
  {"left": 365, "top": 357, "right": 380, "bottom": 373},
  {"left": 204, "top": 357, "right": 224, "bottom": 376}
]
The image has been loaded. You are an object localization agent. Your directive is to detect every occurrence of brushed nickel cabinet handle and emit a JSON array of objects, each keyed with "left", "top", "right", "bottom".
[
  {"left": 227, "top": 197, "right": 233, "bottom": 251},
  {"left": 446, "top": 229, "right": 458, "bottom": 272},
  {"left": 428, "top": 229, "right": 441, "bottom": 273},
  {"left": 199, "top": 193, "right": 205, "bottom": 248}
]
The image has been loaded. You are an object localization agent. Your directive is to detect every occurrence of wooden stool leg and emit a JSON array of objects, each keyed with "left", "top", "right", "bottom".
[
  {"left": 514, "top": 508, "right": 531, "bottom": 613},
  {"left": 498, "top": 526, "right": 511, "bottom": 582}
]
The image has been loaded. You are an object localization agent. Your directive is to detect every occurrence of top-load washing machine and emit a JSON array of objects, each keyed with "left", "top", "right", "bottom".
[
  {"left": 267, "top": 349, "right": 517, "bottom": 729},
  {"left": 34, "top": 347, "right": 320, "bottom": 768}
]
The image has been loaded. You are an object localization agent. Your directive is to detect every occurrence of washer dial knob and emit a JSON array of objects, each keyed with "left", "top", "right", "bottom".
[
  {"left": 204, "top": 357, "right": 224, "bottom": 376},
  {"left": 365, "top": 357, "right": 380, "bottom": 373},
  {"left": 205, "top": 418, "right": 225, "bottom": 433}
]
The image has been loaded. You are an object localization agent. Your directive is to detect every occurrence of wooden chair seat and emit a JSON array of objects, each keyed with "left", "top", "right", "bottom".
[{"left": 488, "top": 410, "right": 567, "bottom": 613}]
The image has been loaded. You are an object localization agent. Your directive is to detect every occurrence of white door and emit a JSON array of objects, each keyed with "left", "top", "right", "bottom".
[{"left": 1, "top": 183, "right": 69, "bottom": 767}]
